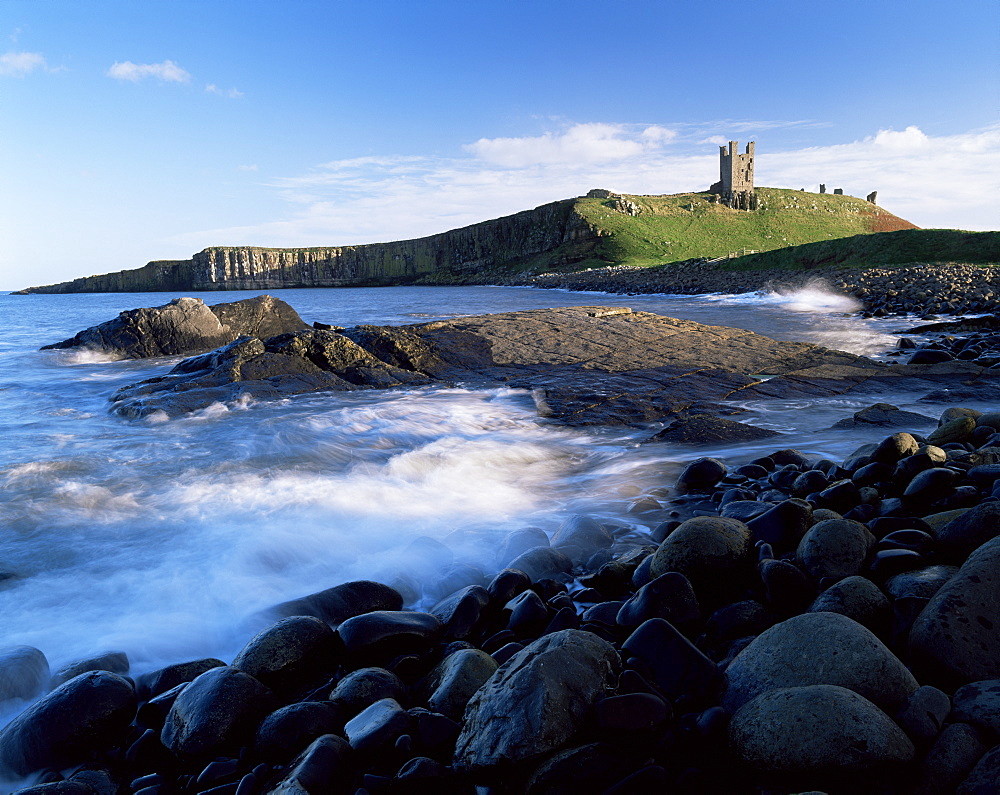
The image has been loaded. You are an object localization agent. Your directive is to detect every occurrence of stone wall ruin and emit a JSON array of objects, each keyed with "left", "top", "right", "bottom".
[{"left": 710, "top": 140, "right": 757, "bottom": 210}]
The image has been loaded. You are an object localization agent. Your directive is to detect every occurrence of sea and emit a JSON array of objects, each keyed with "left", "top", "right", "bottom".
[{"left": 0, "top": 284, "right": 985, "bottom": 730}]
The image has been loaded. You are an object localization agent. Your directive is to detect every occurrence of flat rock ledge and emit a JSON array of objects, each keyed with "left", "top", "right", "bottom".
[{"left": 43, "top": 298, "right": 1000, "bottom": 424}]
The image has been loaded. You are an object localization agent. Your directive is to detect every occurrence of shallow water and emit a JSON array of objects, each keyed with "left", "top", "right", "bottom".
[{"left": 0, "top": 284, "right": 983, "bottom": 735}]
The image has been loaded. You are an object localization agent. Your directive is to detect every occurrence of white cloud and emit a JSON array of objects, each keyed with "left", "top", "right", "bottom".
[
  {"left": 206, "top": 83, "right": 244, "bottom": 99},
  {"left": 107, "top": 60, "right": 191, "bottom": 83},
  {"left": 465, "top": 122, "right": 678, "bottom": 167},
  {"left": 166, "top": 122, "right": 1000, "bottom": 253},
  {"left": 0, "top": 51, "right": 48, "bottom": 76}
]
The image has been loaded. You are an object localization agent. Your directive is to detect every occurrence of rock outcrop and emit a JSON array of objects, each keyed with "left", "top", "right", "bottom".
[
  {"left": 41, "top": 295, "right": 309, "bottom": 358},
  {"left": 40, "top": 301, "right": 1000, "bottom": 422}
]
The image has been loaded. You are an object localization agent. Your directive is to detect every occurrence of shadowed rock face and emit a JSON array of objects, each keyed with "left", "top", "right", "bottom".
[
  {"left": 41, "top": 295, "right": 309, "bottom": 359},
  {"left": 43, "top": 302, "right": 1000, "bottom": 423}
]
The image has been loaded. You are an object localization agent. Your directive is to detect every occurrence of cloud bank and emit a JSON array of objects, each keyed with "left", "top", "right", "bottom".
[
  {"left": 170, "top": 122, "right": 1000, "bottom": 252},
  {"left": 0, "top": 51, "right": 49, "bottom": 76},
  {"left": 107, "top": 60, "right": 191, "bottom": 83}
]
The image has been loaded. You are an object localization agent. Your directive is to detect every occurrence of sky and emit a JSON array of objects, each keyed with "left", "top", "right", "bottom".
[{"left": 1, "top": 0, "right": 998, "bottom": 288}]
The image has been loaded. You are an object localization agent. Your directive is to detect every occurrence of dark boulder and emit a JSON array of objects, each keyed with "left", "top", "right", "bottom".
[
  {"left": 50, "top": 651, "right": 129, "bottom": 689},
  {"left": 329, "top": 667, "right": 405, "bottom": 717},
  {"left": 160, "top": 665, "right": 275, "bottom": 759},
  {"left": 269, "top": 733, "right": 355, "bottom": 794},
  {"left": 337, "top": 611, "right": 442, "bottom": 664},
  {"left": 134, "top": 657, "right": 226, "bottom": 700},
  {"left": 723, "top": 612, "right": 918, "bottom": 713},
  {"left": 729, "top": 685, "right": 914, "bottom": 775},
  {"left": 453, "top": 629, "right": 620, "bottom": 770},
  {"left": 269, "top": 580, "right": 404, "bottom": 625},
  {"left": 0, "top": 671, "right": 136, "bottom": 777},
  {"left": 232, "top": 615, "right": 341, "bottom": 695},
  {"left": 909, "top": 536, "right": 1000, "bottom": 688},
  {"left": 42, "top": 295, "right": 307, "bottom": 358},
  {"left": 255, "top": 701, "right": 345, "bottom": 763}
]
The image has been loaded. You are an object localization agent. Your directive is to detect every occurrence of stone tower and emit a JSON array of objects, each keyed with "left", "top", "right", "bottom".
[{"left": 711, "top": 140, "right": 757, "bottom": 210}]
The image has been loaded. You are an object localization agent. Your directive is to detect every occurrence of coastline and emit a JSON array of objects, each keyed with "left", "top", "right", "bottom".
[{"left": 0, "top": 295, "right": 998, "bottom": 792}]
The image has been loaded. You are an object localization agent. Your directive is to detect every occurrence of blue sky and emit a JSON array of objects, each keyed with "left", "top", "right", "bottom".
[{"left": 2, "top": 0, "right": 998, "bottom": 288}]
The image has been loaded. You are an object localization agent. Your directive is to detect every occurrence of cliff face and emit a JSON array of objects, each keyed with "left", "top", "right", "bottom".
[
  {"left": 18, "top": 200, "right": 597, "bottom": 294},
  {"left": 16, "top": 260, "right": 193, "bottom": 294}
]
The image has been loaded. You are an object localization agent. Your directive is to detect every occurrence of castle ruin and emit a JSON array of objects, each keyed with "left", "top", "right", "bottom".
[{"left": 710, "top": 140, "right": 757, "bottom": 210}]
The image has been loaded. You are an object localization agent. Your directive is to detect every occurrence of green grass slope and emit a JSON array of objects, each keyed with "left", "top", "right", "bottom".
[
  {"left": 523, "top": 188, "right": 919, "bottom": 271},
  {"left": 723, "top": 228, "right": 1000, "bottom": 271}
]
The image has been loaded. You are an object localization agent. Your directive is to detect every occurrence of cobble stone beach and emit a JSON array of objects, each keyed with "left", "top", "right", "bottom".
[{"left": 0, "top": 284, "right": 998, "bottom": 794}]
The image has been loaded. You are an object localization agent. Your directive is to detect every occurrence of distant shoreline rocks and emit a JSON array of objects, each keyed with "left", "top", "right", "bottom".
[{"left": 474, "top": 261, "right": 1000, "bottom": 318}]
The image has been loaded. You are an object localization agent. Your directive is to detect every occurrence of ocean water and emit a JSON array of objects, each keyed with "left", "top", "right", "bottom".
[{"left": 0, "top": 284, "right": 979, "bottom": 733}]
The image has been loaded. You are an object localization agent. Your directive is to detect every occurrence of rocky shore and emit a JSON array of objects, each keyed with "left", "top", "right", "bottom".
[
  {"left": 467, "top": 261, "right": 1000, "bottom": 318},
  {"left": 2, "top": 401, "right": 1000, "bottom": 793},
  {"left": 3, "top": 296, "right": 999, "bottom": 793}
]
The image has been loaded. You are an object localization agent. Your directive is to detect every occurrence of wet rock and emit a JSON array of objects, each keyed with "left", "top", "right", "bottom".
[
  {"left": 505, "top": 547, "right": 573, "bottom": 582},
  {"left": 895, "top": 685, "right": 951, "bottom": 743},
  {"left": 885, "top": 565, "right": 959, "bottom": 600},
  {"left": 936, "top": 501, "right": 1000, "bottom": 562},
  {"left": 269, "top": 733, "right": 354, "bottom": 794},
  {"left": 729, "top": 685, "right": 915, "bottom": 775},
  {"left": 336, "top": 611, "right": 442, "bottom": 665},
  {"left": 429, "top": 585, "right": 490, "bottom": 640},
  {"left": 620, "top": 618, "right": 719, "bottom": 701},
  {"left": 873, "top": 432, "right": 921, "bottom": 463},
  {"left": 833, "top": 403, "right": 935, "bottom": 429},
  {"left": 927, "top": 415, "right": 977, "bottom": 446},
  {"left": 759, "top": 558, "right": 815, "bottom": 615},
  {"left": 232, "top": 615, "right": 340, "bottom": 695},
  {"left": 796, "top": 518, "right": 875, "bottom": 581},
  {"left": 42, "top": 295, "right": 308, "bottom": 358},
  {"left": 134, "top": 657, "right": 226, "bottom": 700},
  {"left": 648, "top": 516, "right": 753, "bottom": 604},
  {"left": 330, "top": 667, "right": 405, "bottom": 718},
  {"left": 344, "top": 698, "right": 410, "bottom": 751},
  {"left": 909, "top": 536, "right": 1000, "bottom": 688},
  {"left": 422, "top": 649, "right": 498, "bottom": 720},
  {"left": 50, "top": 651, "right": 129, "bottom": 689},
  {"left": 524, "top": 743, "right": 647, "bottom": 795},
  {"left": 270, "top": 580, "right": 404, "bottom": 625},
  {"left": 0, "top": 646, "right": 49, "bottom": 704},
  {"left": 496, "top": 528, "right": 549, "bottom": 567},
  {"left": 255, "top": 701, "right": 345, "bottom": 763},
  {"left": 723, "top": 612, "right": 918, "bottom": 713},
  {"left": 959, "top": 745, "right": 1000, "bottom": 794},
  {"left": 745, "top": 498, "right": 813, "bottom": 553},
  {"left": 903, "top": 467, "right": 959, "bottom": 505},
  {"left": 675, "top": 457, "right": 727, "bottom": 494},
  {"left": 161, "top": 666, "right": 274, "bottom": 759},
  {"left": 486, "top": 568, "right": 531, "bottom": 606},
  {"left": 896, "top": 445, "right": 949, "bottom": 481},
  {"left": 616, "top": 571, "right": 700, "bottom": 629},
  {"left": 916, "top": 722, "right": 988, "bottom": 795},
  {"left": 454, "top": 629, "right": 620, "bottom": 770},
  {"left": 595, "top": 692, "right": 669, "bottom": 732},
  {"left": 704, "top": 600, "right": 778, "bottom": 649},
  {"left": 551, "top": 515, "right": 614, "bottom": 559},
  {"left": 649, "top": 415, "right": 780, "bottom": 444},
  {"left": 952, "top": 679, "right": 1000, "bottom": 734},
  {"left": 808, "top": 575, "right": 890, "bottom": 634},
  {"left": 0, "top": 671, "right": 137, "bottom": 777}
]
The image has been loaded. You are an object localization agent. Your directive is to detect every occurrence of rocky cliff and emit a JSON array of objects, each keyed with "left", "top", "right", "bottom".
[
  {"left": 15, "top": 188, "right": 923, "bottom": 295},
  {"left": 18, "top": 200, "right": 597, "bottom": 294}
]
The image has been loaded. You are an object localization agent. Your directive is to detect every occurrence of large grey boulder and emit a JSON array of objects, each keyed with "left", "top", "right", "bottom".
[
  {"left": 161, "top": 666, "right": 275, "bottom": 759},
  {"left": 453, "top": 629, "right": 619, "bottom": 770},
  {"left": 0, "top": 671, "right": 136, "bottom": 777},
  {"left": 648, "top": 515, "right": 753, "bottom": 604},
  {"left": 909, "top": 536, "right": 1000, "bottom": 688},
  {"left": 729, "top": 685, "right": 914, "bottom": 775},
  {"left": 723, "top": 612, "right": 918, "bottom": 713},
  {"left": 42, "top": 295, "right": 308, "bottom": 358},
  {"left": 232, "top": 615, "right": 341, "bottom": 695},
  {"left": 796, "top": 519, "right": 876, "bottom": 581}
]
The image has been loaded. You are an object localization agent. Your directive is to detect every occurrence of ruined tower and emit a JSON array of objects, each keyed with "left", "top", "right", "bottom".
[{"left": 711, "top": 140, "right": 757, "bottom": 210}]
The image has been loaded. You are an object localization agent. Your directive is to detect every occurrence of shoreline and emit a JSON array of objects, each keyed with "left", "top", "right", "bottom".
[
  {"left": 1, "top": 298, "right": 999, "bottom": 792},
  {"left": 438, "top": 260, "right": 1000, "bottom": 318}
]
